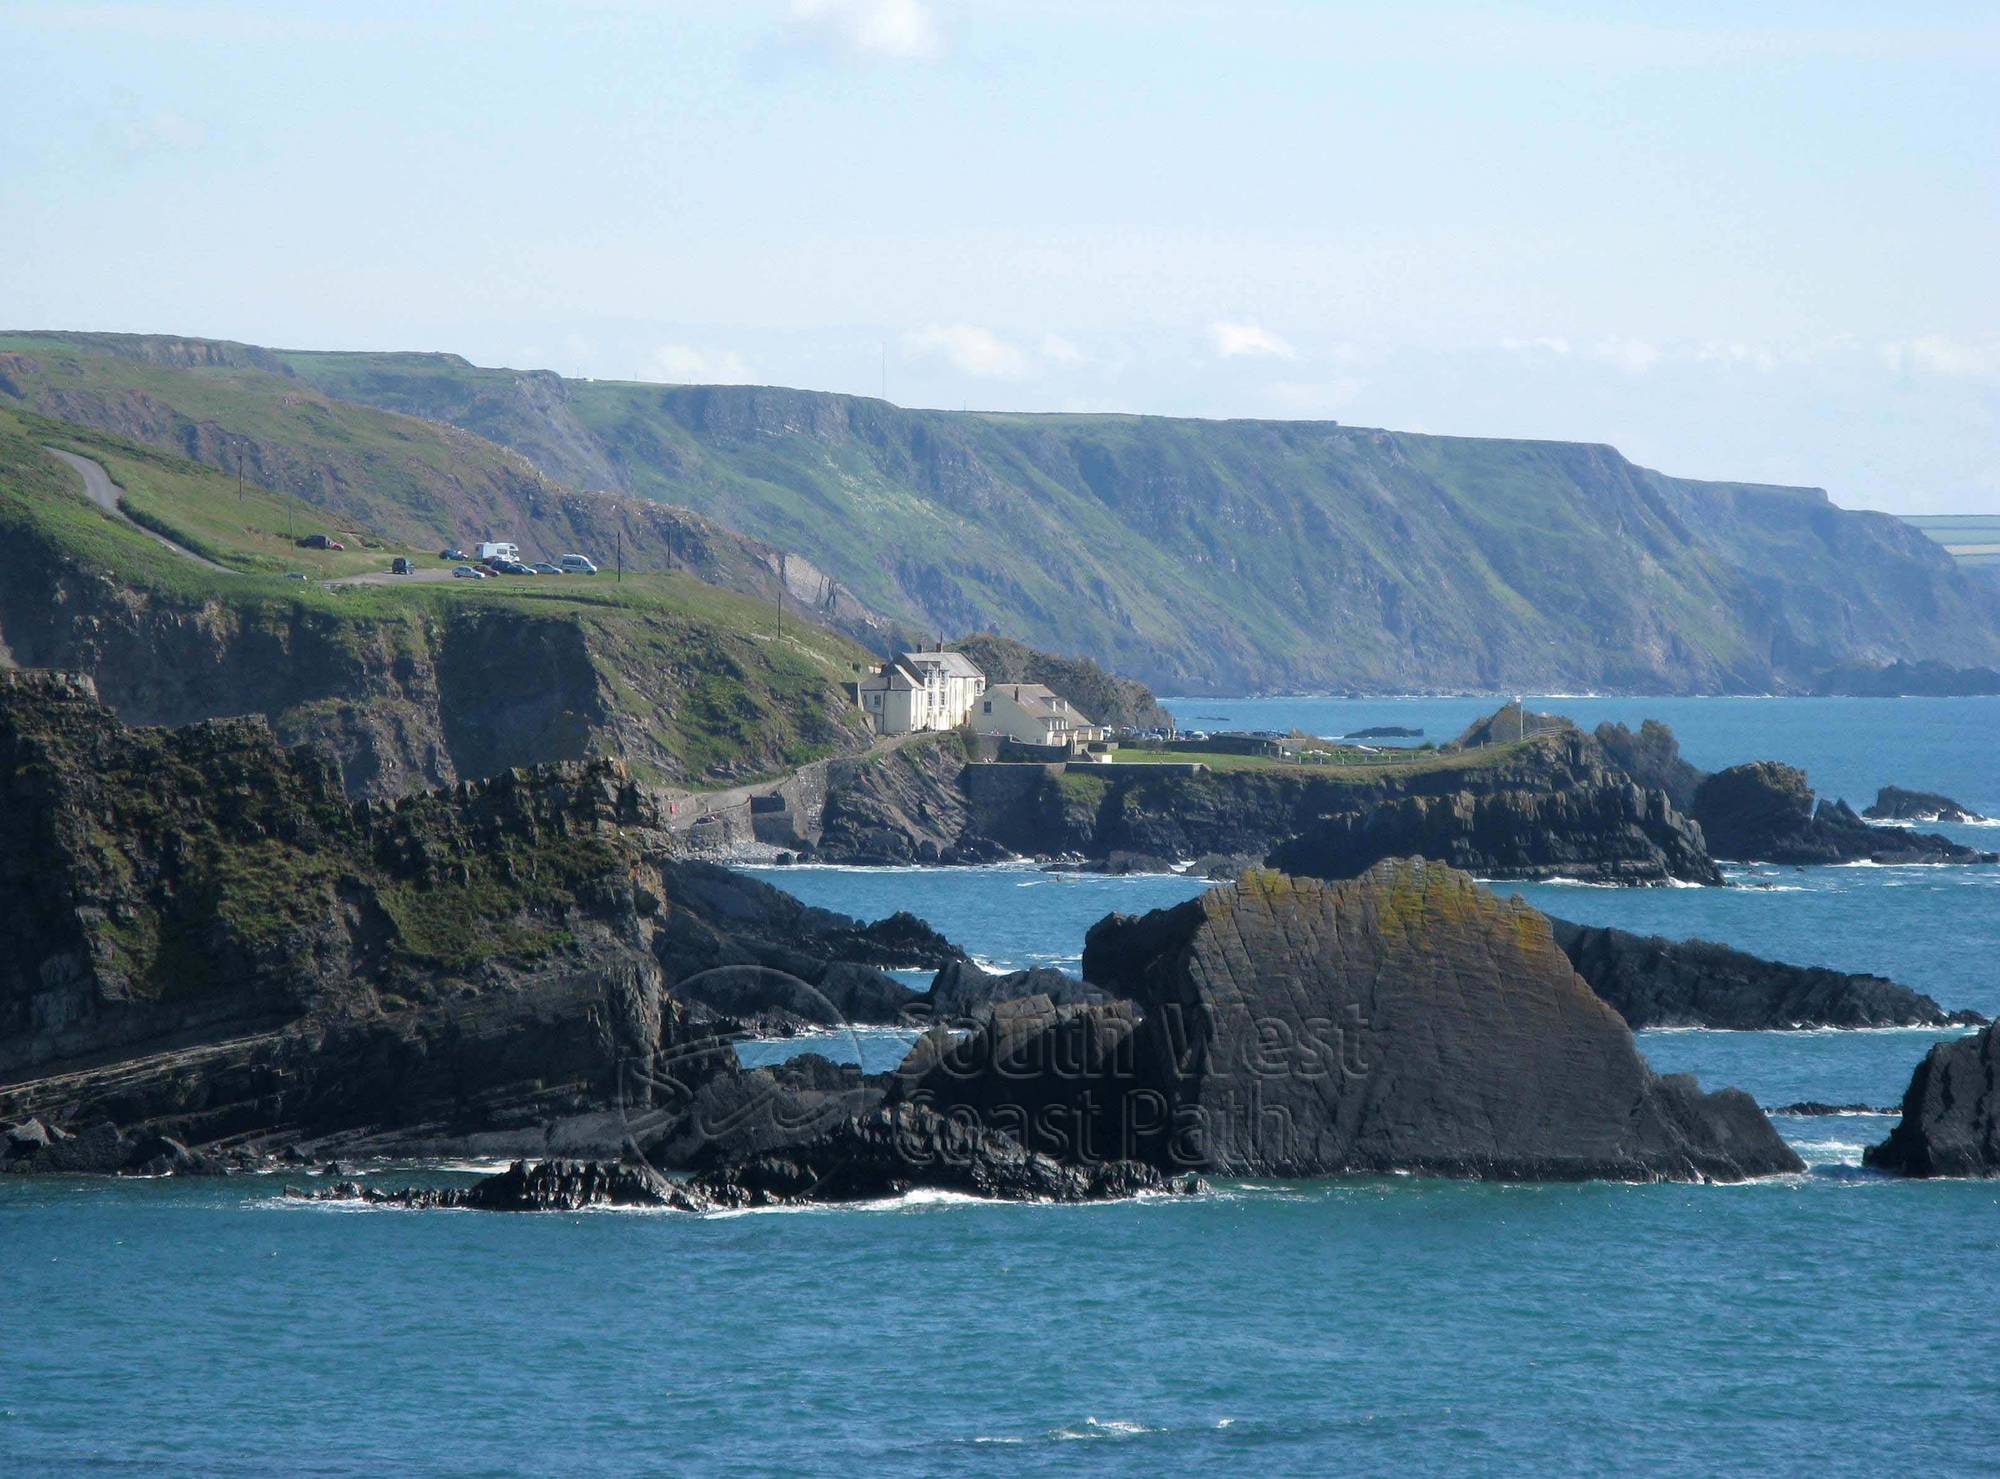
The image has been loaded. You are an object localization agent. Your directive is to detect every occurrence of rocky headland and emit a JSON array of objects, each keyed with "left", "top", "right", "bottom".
[
  {"left": 1861, "top": 786, "right": 1988, "bottom": 825},
  {"left": 1548, "top": 920, "right": 1986, "bottom": 1030},
  {"left": 1865, "top": 1022, "right": 2000, "bottom": 1177},
  {"left": 1689, "top": 762, "right": 1995, "bottom": 865}
]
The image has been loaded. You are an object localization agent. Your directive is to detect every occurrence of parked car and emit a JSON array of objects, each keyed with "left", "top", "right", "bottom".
[
  {"left": 391, "top": 557, "right": 413, "bottom": 575},
  {"left": 557, "top": 554, "right": 598, "bottom": 575},
  {"left": 529, "top": 562, "right": 563, "bottom": 576},
  {"left": 284, "top": 571, "right": 309, "bottom": 581},
  {"left": 440, "top": 547, "right": 467, "bottom": 561},
  {"left": 451, "top": 565, "right": 485, "bottom": 579},
  {"left": 492, "top": 559, "right": 536, "bottom": 575},
  {"left": 297, "top": 534, "right": 332, "bottom": 549}
]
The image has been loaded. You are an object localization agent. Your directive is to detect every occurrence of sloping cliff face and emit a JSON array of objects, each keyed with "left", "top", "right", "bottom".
[
  {"left": 261, "top": 356, "right": 2000, "bottom": 694},
  {"left": 1865, "top": 1023, "right": 2000, "bottom": 1177},
  {"left": 0, "top": 337, "right": 897, "bottom": 649},
  {"left": 893, "top": 861, "right": 1800, "bottom": 1182},
  {"left": 0, "top": 673, "right": 925, "bottom": 1157},
  {"left": 0, "top": 513, "right": 870, "bottom": 799}
]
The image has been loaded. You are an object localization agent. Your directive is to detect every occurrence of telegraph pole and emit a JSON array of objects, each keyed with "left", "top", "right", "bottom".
[{"left": 616, "top": 529, "right": 623, "bottom": 583}]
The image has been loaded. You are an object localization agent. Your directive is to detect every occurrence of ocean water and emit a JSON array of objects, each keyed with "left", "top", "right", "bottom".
[{"left": 7, "top": 700, "right": 2000, "bottom": 1475}]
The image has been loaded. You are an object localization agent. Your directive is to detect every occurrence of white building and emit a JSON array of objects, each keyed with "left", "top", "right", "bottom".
[
  {"left": 856, "top": 649, "right": 986, "bottom": 734},
  {"left": 973, "top": 683, "right": 1105, "bottom": 750}
]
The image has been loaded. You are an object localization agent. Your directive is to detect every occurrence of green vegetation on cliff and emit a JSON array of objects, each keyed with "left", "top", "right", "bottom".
[
  {"left": 257, "top": 351, "right": 2000, "bottom": 695},
  {"left": 10, "top": 331, "right": 1999, "bottom": 696},
  {"left": 0, "top": 406, "right": 876, "bottom": 795}
]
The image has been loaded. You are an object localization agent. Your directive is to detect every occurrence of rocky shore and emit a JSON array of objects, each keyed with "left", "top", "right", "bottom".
[{"left": 1866, "top": 1022, "right": 2000, "bottom": 1177}]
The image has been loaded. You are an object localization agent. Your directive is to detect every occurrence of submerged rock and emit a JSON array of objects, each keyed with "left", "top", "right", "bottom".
[
  {"left": 895, "top": 861, "right": 1800, "bottom": 1182},
  {"left": 1865, "top": 1023, "right": 2000, "bottom": 1177},
  {"left": 1549, "top": 919, "right": 1986, "bottom": 1030},
  {"left": 1862, "top": 786, "right": 1989, "bottom": 825},
  {"left": 1690, "top": 762, "right": 1994, "bottom": 865}
]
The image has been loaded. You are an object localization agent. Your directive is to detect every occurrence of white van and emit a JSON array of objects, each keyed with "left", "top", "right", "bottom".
[
  {"left": 557, "top": 553, "right": 598, "bottom": 575},
  {"left": 476, "top": 541, "right": 521, "bottom": 564}
]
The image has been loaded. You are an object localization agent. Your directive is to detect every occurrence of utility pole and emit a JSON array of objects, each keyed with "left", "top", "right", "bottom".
[
  {"left": 237, "top": 445, "right": 244, "bottom": 505},
  {"left": 615, "top": 529, "right": 624, "bottom": 583}
]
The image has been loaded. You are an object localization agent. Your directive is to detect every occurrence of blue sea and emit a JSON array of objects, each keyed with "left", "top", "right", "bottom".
[{"left": 6, "top": 698, "right": 1999, "bottom": 1475}]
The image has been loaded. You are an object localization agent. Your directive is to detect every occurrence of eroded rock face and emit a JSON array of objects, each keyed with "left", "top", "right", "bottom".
[
  {"left": 288, "top": 1159, "right": 711, "bottom": 1212},
  {"left": 1268, "top": 780, "right": 1721, "bottom": 886},
  {"left": 1691, "top": 762, "right": 1994, "bottom": 865},
  {"left": 0, "top": 674, "right": 955, "bottom": 1161},
  {"left": 1862, "top": 786, "right": 1988, "bottom": 825},
  {"left": 1025, "top": 861, "right": 1799, "bottom": 1182},
  {"left": 1549, "top": 919, "right": 1987, "bottom": 1030},
  {"left": 1865, "top": 1024, "right": 2000, "bottom": 1177}
]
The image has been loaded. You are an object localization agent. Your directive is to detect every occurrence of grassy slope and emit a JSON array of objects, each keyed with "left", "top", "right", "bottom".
[
  {"left": 266, "top": 362, "right": 2000, "bottom": 694},
  {"left": 15, "top": 334, "right": 2000, "bottom": 694},
  {"left": 0, "top": 406, "right": 876, "bottom": 786}
]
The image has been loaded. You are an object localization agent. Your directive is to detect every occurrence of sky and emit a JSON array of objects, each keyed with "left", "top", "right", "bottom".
[{"left": 3, "top": 0, "right": 1996, "bottom": 512}]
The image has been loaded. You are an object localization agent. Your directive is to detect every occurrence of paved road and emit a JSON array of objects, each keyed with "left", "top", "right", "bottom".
[
  {"left": 45, "top": 446, "right": 236, "bottom": 574},
  {"left": 662, "top": 727, "right": 930, "bottom": 834}
]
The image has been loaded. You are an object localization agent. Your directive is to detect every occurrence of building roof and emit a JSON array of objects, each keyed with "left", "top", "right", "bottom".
[
  {"left": 903, "top": 649, "right": 984, "bottom": 681},
  {"left": 858, "top": 662, "right": 925, "bottom": 692},
  {"left": 990, "top": 682, "right": 1096, "bottom": 729}
]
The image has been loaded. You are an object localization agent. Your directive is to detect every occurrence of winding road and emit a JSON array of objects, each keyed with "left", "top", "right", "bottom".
[{"left": 44, "top": 446, "right": 237, "bottom": 573}]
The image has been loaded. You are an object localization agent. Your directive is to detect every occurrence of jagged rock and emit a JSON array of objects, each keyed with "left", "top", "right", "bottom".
[
  {"left": 1769, "top": 1102, "right": 1895, "bottom": 1117},
  {"left": 921, "top": 961, "right": 1108, "bottom": 1021},
  {"left": 1549, "top": 918, "right": 1987, "bottom": 1030},
  {"left": 1594, "top": 719, "right": 1705, "bottom": 812},
  {"left": 0, "top": 675, "right": 957, "bottom": 1158},
  {"left": 1046, "top": 861, "right": 1798, "bottom": 1181},
  {"left": 1269, "top": 781, "right": 1722, "bottom": 885},
  {"left": 1691, "top": 762, "right": 1994, "bottom": 864},
  {"left": 1863, "top": 786, "right": 1988, "bottom": 824},
  {"left": 287, "top": 1159, "right": 711, "bottom": 1211},
  {"left": 688, "top": 1103, "right": 1204, "bottom": 1206},
  {"left": 647, "top": 1053, "right": 882, "bottom": 1170},
  {"left": 1865, "top": 1023, "right": 2000, "bottom": 1177}
]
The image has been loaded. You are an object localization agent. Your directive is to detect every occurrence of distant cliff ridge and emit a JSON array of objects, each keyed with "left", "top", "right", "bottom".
[{"left": 4, "top": 332, "right": 1993, "bottom": 695}]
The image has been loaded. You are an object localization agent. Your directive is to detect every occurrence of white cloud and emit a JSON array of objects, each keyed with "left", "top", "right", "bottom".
[
  {"left": 1210, "top": 321, "right": 1297, "bottom": 360},
  {"left": 1883, "top": 335, "right": 2000, "bottom": 378},
  {"left": 1591, "top": 337, "right": 1662, "bottom": 374},
  {"left": 1695, "top": 340, "right": 1779, "bottom": 372},
  {"left": 646, "top": 344, "right": 755, "bottom": 383},
  {"left": 784, "top": 0, "right": 942, "bottom": 62},
  {"left": 903, "top": 323, "right": 1027, "bottom": 378},
  {"left": 1039, "top": 333, "right": 1086, "bottom": 367}
]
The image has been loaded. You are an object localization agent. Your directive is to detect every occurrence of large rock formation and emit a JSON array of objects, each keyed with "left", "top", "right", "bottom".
[
  {"left": 900, "top": 862, "right": 1800, "bottom": 1182},
  {"left": 0, "top": 671, "right": 943, "bottom": 1159},
  {"left": 1690, "top": 762, "right": 1995, "bottom": 865},
  {"left": 1865, "top": 1023, "right": 2000, "bottom": 1177},
  {"left": 1862, "top": 786, "right": 1988, "bottom": 825},
  {"left": 1268, "top": 780, "right": 1721, "bottom": 885},
  {"left": 1549, "top": 919, "right": 1986, "bottom": 1030}
]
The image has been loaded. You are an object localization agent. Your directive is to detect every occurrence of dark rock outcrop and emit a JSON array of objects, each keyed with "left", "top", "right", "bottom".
[
  {"left": 1549, "top": 919, "right": 1987, "bottom": 1030},
  {"left": 1691, "top": 761, "right": 1995, "bottom": 865},
  {"left": 1270, "top": 781, "right": 1721, "bottom": 886},
  {"left": 0, "top": 673, "right": 955, "bottom": 1161},
  {"left": 1862, "top": 786, "right": 1988, "bottom": 824},
  {"left": 1594, "top": 718, "right": 1705, "bottom": 812},
  {"left": 897, "top": 861, "right": 1800, "bottom": 1182},
  {"left": 921, "top": 960, "right": 1109, "bottom": 1021},
  {"left": 288, "top": 1159, "right": 711, "bottom": 1212},
  {"left": 1810, "top": 659, "right": 2000, "bottom": 697},
  {"left": 687, "top": 1103, "right": 1203, "bottom": 1206},
  {"left": 1865, "top": 1023, "right": 2000, "bottom": 1177}
]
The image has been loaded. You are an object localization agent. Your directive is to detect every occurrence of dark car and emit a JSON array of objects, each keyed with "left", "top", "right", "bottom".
[
  {"left": 440, "top": 547, "right": 467, "bottom": 561},
  {"left": 391, "top": 557, "right": 413, "bottom": 575},
  {"left": 297, "top": 534, "right": 333, "bottom": 550},
  {"left": 529, "top": 562, "right": 563, "bottom": 576}
]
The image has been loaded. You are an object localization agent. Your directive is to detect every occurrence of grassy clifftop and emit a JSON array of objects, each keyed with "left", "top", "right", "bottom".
[
  {"left": 12, "top": 332, "right": 1999, "bottom": 696},
  {"left": 268, "top": 357, "right": 2000, "bottom": 695},
  {"left": 0, "top": 406, "right": 877, "bottom": 795}
]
